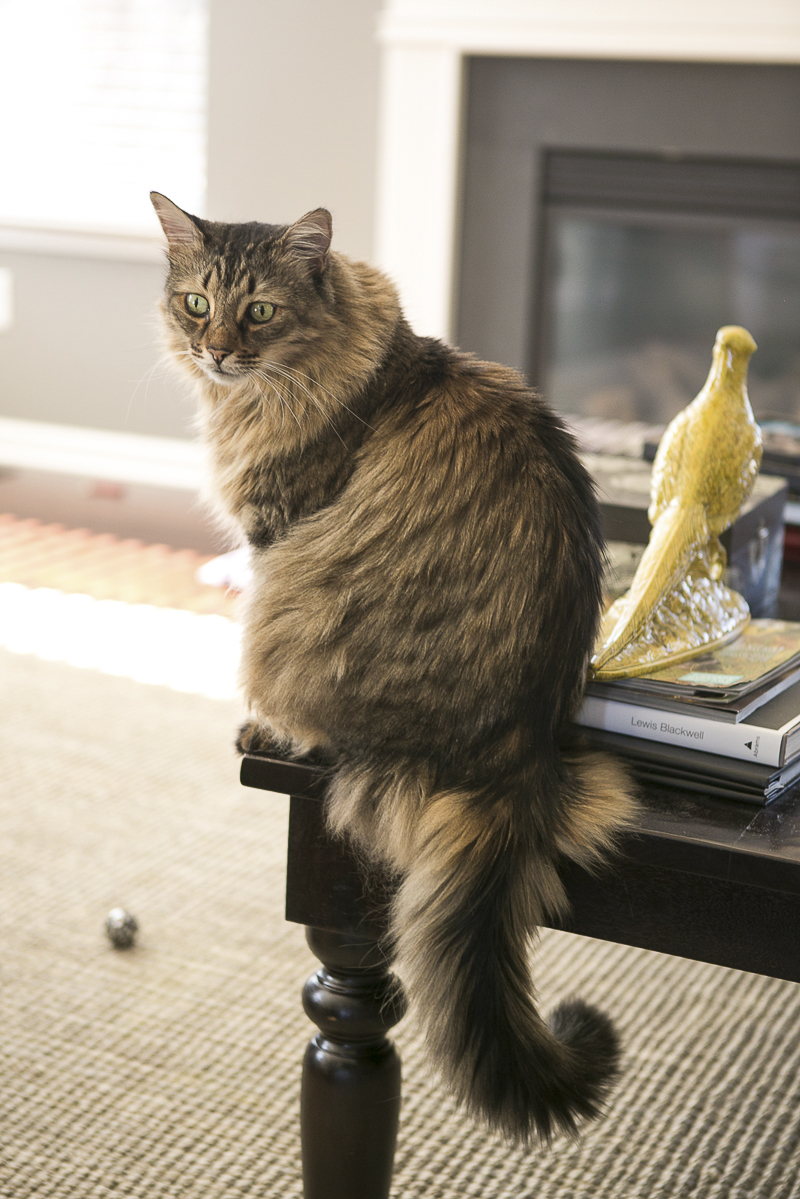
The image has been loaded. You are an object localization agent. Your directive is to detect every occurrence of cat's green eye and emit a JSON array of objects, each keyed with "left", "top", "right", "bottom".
[
  {"left": 247, "top": 301, "right": 276, "bottom": 324},
  {"left": 185, "top": 293, "right": 209, "bottom": 317}
]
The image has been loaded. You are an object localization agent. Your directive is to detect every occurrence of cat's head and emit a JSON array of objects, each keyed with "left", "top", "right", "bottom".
[{"left": 150, "top": 192, "right": 335, "bottom": 388}]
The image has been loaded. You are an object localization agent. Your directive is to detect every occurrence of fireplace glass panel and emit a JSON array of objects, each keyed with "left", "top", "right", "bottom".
[{"left": 541, "top": 210, "right": 800, "bottom": 425}]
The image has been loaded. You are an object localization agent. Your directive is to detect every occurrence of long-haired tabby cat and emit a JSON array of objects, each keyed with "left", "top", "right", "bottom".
[{"left": 151, "top": 191, "right": 637, "bottom": 1144}]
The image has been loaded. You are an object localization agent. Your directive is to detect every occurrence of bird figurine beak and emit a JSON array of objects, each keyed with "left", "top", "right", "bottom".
[{"left": 591, "top": 326, "right": 760, "bottom": 680}]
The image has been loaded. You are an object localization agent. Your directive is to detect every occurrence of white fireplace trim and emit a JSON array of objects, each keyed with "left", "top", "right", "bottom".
[{"left": 374, "top": 0, "right": 800, "bottom": 342}]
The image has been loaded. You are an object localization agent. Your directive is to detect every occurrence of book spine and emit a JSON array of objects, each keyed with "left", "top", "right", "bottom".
[{"left": 576, "top": 695, "right": 785, "bottom": 766}]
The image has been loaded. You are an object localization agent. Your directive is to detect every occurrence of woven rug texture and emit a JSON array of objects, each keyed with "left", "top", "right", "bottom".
[{"left": 1, "top": 646, "right": 800, "bottom": 1199}]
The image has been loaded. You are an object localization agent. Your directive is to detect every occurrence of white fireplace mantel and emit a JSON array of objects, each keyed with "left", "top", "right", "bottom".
[{"left": 374, "top": 0, "right": 800, "bottom": 342}]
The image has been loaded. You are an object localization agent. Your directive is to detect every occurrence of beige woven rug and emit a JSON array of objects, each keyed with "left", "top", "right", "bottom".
[{"left": 2, "top": 646, "right": 800, "bottom": 1199}]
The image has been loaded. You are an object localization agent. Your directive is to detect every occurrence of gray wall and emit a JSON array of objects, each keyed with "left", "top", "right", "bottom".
[
  {"left": 0, "top": 249, "right": 190, "bottom": 438},
  {"left": 0, "top": 0, "right": 383, "bottom": 440},
  {"left": 207, "top": 0, "right": 381, "bottom": 261}
]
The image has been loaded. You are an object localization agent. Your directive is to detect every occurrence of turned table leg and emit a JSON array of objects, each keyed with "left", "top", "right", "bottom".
[{"left": 300, "top": 927, "right": 407, "bottom": 1199}]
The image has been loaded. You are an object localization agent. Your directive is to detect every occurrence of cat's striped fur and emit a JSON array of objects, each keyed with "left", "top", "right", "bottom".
[{"left": 152, "top": 192, "right": 637, "bottom": 1143}]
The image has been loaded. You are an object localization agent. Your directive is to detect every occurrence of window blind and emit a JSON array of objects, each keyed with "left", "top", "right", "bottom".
[{"left": 0, "top": 0, "right": 208, "bottom": 235}]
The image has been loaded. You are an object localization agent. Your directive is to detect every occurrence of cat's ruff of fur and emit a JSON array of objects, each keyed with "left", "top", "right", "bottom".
[{"left": 151, "top": 191, "right": 638, "bottom": 1145}]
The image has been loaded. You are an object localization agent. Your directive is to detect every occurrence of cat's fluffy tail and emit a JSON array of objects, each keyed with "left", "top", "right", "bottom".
[{"left": 326, "top": 747, "right": 635, "bottom": 1144}]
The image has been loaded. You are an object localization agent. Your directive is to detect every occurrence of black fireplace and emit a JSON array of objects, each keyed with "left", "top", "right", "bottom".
[{"left": 456, "top": 57, "right": 800, "bottom": 426}]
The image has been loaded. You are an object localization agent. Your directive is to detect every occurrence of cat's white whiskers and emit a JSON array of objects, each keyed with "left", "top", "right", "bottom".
[
  {"left": 276, "top": 363, "right": 375, "bottom": 431},
  {"left": 258, "top": 363, "right": 348, "bottom": 447},
  {"left": 254, "top": 376, "right": 289, "bottom": 433},
  {"left": 252, "top": 368, "right": 309, "bottom": 431},
  {"left": 251, "top": 370, "right": 303, "bottom": 434},
  {"left": 278, "top": 377, "right": 346, "bottom": 447},
  {"left": 275, "top": 382, "right": 304, "bottom": 436}
]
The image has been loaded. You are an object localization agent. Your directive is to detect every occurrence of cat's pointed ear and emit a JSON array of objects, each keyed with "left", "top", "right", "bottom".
[
  {"left": 284, "top": 209, "right": 333, "bottom": 277},
  {"left": 150, "top": 192, "right": 203, "bottom": 249}
]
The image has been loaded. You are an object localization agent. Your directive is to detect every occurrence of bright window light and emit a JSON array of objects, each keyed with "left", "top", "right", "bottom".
[
  {"left": 0, "top": 583, "right": 240, "bottom": 700},
  {"left": 0, "top": 0, "right": 208, "bottom": 235}
]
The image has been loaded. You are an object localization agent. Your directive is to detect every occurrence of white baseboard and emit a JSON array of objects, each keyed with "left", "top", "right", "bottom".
[{"left": 0, "top": 417, "right": 203, "bottom": 491}]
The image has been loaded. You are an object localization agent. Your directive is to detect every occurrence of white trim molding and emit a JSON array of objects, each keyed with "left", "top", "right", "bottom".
[
  {"left": 377, "top": 1, "right": 800, "bottom": 61},
  {"left": 0, "top": 418, "right": 203, "bottom": 491},
  {"left": 375, "top": 42, "right": 464, "bottom": 340},
  {"left": 0, "top": 224, "right": 165, "bottom": 264},
  {"left": 374, "top": 0, "right": 800, "bottom": 342}
]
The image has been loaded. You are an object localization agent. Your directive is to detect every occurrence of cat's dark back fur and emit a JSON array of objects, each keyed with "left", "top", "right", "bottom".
[{"left": 152, "top": 192, "right": 637, "bottom": 1144}]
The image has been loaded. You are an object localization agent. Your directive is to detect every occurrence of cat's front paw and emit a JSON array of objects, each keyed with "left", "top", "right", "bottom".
[{"left": 235, "top": 720, "right": 286, "bottom": 757}]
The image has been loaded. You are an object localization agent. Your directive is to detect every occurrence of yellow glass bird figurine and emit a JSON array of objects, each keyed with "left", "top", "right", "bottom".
[{"left": 592, "top": 325, "right": 761, "bottom": 679}]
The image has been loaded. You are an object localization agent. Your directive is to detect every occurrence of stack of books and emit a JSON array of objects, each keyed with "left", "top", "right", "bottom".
[{"left": 577, "top": 619, "right": 800, "bottom": 803}]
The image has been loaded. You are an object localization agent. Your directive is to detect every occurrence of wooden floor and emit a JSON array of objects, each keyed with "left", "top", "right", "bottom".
[{"left": 0, "top": 513, "right": 240, "bottom": 617}]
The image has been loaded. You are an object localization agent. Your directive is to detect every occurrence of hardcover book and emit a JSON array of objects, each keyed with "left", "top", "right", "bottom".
[
  {"left": 580, "top": 726, "right": 800, "bottom": 804},
  {"left": 577, "top": 675, "right": 800, "bottom": 768}
]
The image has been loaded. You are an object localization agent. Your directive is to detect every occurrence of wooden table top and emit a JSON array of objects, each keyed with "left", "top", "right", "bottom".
[{"left": 241, "top": 752, "right": 800, "bottom": 895}]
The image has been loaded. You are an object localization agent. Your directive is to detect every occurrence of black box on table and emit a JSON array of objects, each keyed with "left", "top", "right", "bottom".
[{"left": 583, "top": 455, "right": 787, "bottom": 618}]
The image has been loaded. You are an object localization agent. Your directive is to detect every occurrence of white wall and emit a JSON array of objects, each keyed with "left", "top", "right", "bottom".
[{"left": 0, "top": 0, "right": 383, "bottom": 440}]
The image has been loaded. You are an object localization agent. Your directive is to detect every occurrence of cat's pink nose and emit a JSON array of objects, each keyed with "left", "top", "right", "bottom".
[{"left": 208, "top": 347, "right": 230, "bottom": 365}]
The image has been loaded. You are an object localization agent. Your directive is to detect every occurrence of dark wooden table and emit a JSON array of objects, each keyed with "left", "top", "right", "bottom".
[{"left": 240, "top": 752, "right": 800, "bottom": 1199}]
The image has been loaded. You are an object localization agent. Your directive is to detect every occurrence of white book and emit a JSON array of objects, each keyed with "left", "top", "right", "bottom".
[{"left": 577, "top": 677, "right": 800, "bottom": 767}]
